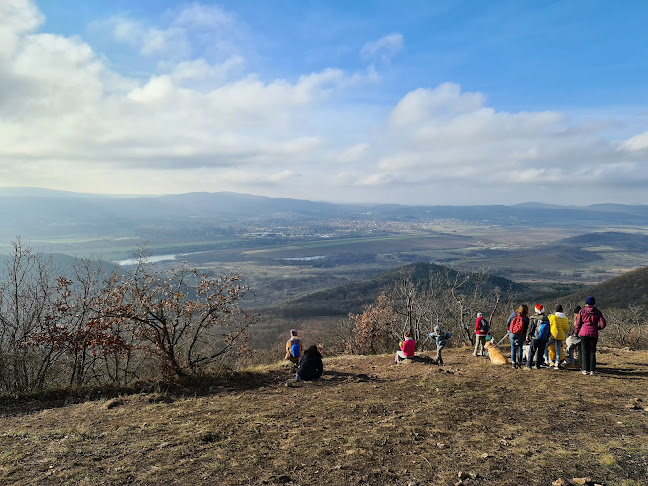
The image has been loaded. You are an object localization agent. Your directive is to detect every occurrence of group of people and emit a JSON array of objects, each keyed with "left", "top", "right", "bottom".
[
  {"left": 284, "top": 329, "right": 323, "bottom": 381},
  {"left": 285, "top": 296, "right": 606, "bottom": 379},
  {"left": 492, "top": 296, "right": 606, "bottom": 374}
]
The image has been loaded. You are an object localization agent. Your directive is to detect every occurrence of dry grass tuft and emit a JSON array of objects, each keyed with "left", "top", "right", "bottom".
[{"left": 0, "top": 348, "right": 647, "bottom": 485}]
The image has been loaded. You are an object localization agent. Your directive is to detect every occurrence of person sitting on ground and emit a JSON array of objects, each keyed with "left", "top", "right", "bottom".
[
  {"left": 429, "top": 325, "right": 452, "bottom": 366},
  {"left": 395, "top": 331, "right": 416, "bottom": 363},
  {"left": 296, "top": 345, "right": 323, "bottom": 381},
  {"left": 473, "top": 312, "right": 489, "bottom": 357},
  {"left": 284, "top": 329, "right": 303, "bottom": 364},
  {"left": 574, "top": 296, "right": 607, "bottom": 376},
  {"left": 525, "top": 304, "right": 550, "bottom": 370},
  {"left": 506, "top": 304, "right": 529, "bottom": 369},
  {"left": 546, "top": 304, "right": 569, "bottom": 370}
]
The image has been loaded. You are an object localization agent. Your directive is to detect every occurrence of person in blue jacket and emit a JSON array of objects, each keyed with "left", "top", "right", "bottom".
[{"left": 429, "top": 325, "right": 452, "bottom": 366}]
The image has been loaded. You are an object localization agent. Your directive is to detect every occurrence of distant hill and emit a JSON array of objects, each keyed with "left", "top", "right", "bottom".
[
  {"left": 559, "top": 231, "right": 648, "bottom": 252},
  {"left": 563, "top": 265, "right": 648, "bottom": 309},
  {"left": 2, "top": 188, "right": 648, "bottom": 243},
  {"left": 266, "top": 262, "right": 529, "bottom": 318}
]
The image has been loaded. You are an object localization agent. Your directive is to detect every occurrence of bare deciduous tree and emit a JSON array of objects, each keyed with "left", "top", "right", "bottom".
[{"left": 104, "top": 256, "right": 255, "bottom": 377}]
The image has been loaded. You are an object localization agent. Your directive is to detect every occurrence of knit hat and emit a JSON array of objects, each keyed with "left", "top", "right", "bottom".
[
  {"left": 477, "top": 312, "right": 483, "bottom": 318},
  {"left": 434, "top": 325, "right": 440, "bottom": 332},
  {"left": 534, "top": 304, "right": 544, "bottom": 314},
  {"left": 290, "top": 329, "right": 298, "bottom": 337},
  {"left": 585, "top": 296, "right": 595, "bottom": 306}
]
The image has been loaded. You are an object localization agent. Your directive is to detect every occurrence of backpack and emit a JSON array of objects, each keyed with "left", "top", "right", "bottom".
[
  {"left": 510, "top": 313, "right": 525, "bottom": 335},
  {"left": 290, "top": 339, "right": 301, "bottom": 358},
  {"left": 536, "top": 319, "right": 550, "bottom": 340},
  {"left": 479, "top": 318, "right": 490, "bottom": 334}
]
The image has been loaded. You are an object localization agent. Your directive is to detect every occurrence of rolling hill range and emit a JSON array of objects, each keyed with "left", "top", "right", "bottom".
[
  {"left": 563, "top": 264, "right": 648, "bottom": 309},
  {"left": 2, "top": 187, "right": 648, "bottom": 242},
  {"left": 264, "top": 262, "right": 530, "bottom": 318}
]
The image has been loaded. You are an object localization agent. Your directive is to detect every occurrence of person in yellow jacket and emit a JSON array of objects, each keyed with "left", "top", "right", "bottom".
[{"left": 545, "top": 304, "right": 570, "bottom": 369}]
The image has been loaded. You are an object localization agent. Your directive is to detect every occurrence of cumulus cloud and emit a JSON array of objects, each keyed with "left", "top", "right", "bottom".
[
  {"left": 621, "top": 130, "right": 648, "bottom": 152},
  {"left": 361, "top": 33, "right": 404, "bottom": 62},
  {"left": 1, "top": 1, "right": 647, "bottom": 205}
]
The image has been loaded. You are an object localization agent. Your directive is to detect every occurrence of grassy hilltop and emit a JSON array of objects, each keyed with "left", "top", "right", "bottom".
[{"left": 1, "top": 348, "right": 647, "bottom": 485}]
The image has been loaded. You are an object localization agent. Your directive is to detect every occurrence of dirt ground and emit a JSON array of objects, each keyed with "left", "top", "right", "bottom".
[{"left": 1, "top": 347, "right": 647, "bottom": 486}]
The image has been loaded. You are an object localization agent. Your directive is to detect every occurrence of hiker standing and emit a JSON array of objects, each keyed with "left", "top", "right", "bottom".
[
  {"left": 285, "top": 329, "right": 303, "bottom": 364},
  {"left": 429, "top": 325, "right": 451, "bottom": 366},
  {"left": 546, "top": 304, "right": 569, "bottom": 369},
  {"left": 525, "top": 305, "right": 550, "bottom": 370},
  {"left": 473, "top": 313, "right": 489, "bottom": 357},
  {"left": 574, "top": 296, "right": 606, "bottom": 376},
  {"left": 506, "top": 305, "right": 529, "bottom": 369}
]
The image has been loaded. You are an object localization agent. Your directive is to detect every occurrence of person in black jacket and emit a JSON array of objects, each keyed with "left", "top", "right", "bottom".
[{"left": 296, "top": 345, "right": 323, "bottom": 381}]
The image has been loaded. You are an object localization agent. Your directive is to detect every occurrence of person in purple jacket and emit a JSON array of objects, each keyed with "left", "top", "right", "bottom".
[{"left": 574, "top": 296, "right": 607, "bottom": 376}]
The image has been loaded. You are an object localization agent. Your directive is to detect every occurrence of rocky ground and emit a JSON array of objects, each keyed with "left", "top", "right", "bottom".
[{"left": 0, "top": 347, "right": 647, "bottom": 485}]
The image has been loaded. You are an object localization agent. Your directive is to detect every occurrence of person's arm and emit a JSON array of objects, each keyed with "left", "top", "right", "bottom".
[
  {"left": 574, "top": 311, "right": 583, "bottom": 336},
  {"left": 598, "top": 311, "right": 607, "bottom": 330},
  {"left": 526, "top": 319, "right": 535, "bottom": 341}
]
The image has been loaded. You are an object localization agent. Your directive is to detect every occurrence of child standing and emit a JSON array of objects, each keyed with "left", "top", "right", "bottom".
[{"left": 429, "top": 325, "right": 452, "bottom": 366}]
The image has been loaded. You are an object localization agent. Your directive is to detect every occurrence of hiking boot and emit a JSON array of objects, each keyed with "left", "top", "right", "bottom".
[
  {"left": 581, "top": 370, "right": 588, "bottom": 375},
  {"left": 589, "top": 371, "right": 595, "bottom": 376}
]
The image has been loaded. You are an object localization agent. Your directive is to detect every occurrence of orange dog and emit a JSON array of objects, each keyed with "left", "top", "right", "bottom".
[{"left": 484, "top": 341, "right": 507, "bottom": 365}]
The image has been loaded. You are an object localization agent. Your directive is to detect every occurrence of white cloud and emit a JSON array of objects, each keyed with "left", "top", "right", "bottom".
[
  {"left": 174, "top": 3, "right": 235, "bottom": 29},
  {"left": 1, "top": 1, "right": 648, "bottom": 205},
  {"left": 336, "top": 143, "right": 370, "bottom": 163},
  {"left": 0, "top": 0, "right": 43, "bottom": 59},
  {"left": 621, "top": 130, "right": 648, "bottom": 152},
  {"left": 361, "top": 33, "right": 404, "bottom": 62}
]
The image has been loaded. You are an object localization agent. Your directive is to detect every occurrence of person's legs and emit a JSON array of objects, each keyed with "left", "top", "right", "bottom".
[
  {"left": 580, "top": 338, "right": 591, "bottom": 373},
  {"left": 554, "top": 340, "right": 563, "bottom": 366},
  {"left": 535, "top": 340, "right": 547, "bottom": 368},
  {"left": 436, "top": 343, "right": 445, "bottom": 365},
  {"left": 527, "top": 340, "right": 538, "bottom": 368},
  {"left": 545, "top": 338, "right": 555, "bottom": 364},
  {"left": 473, "top": 336, "right": 480, "bottom": 356},
  {"left": 589, "top": 337, "right": 598, "bottom": 373},
  {"left": 511, "top": 334, "right": 523, "bottom": 367}
]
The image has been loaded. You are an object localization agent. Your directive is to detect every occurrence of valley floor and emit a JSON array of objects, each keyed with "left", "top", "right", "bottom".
[{"left": 1, "top": 348, "right": 647, "bottom": 485}]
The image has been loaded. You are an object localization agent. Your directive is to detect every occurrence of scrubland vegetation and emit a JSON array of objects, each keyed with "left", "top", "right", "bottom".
[{"left": 1, "top": 226, "right": 648, "bottom": 485}]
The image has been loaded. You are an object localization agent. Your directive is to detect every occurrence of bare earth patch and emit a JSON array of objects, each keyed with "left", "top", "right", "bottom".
[{"left": 1, "top": 348, "right": 647, "bottom": 485}]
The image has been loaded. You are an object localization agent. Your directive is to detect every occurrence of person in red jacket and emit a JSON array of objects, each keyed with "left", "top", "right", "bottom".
[
  {"left": 395, "top": 331, "right": 416, "bottom": 363},
  {"left": 574, "top": 296, "right": 607, "bottom": 376},
  {"left": 473, "top": 313, "right": 489, "bottom": 357}
]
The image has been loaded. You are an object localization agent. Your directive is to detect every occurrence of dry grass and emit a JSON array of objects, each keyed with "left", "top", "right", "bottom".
[{"left": 1, "top": 348, "right": 647, "bottom": 485}]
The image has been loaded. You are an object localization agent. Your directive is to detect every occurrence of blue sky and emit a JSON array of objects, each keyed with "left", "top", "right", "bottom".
[{"left": 1, "top": 0, "right": 648, "bottom": 204}]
